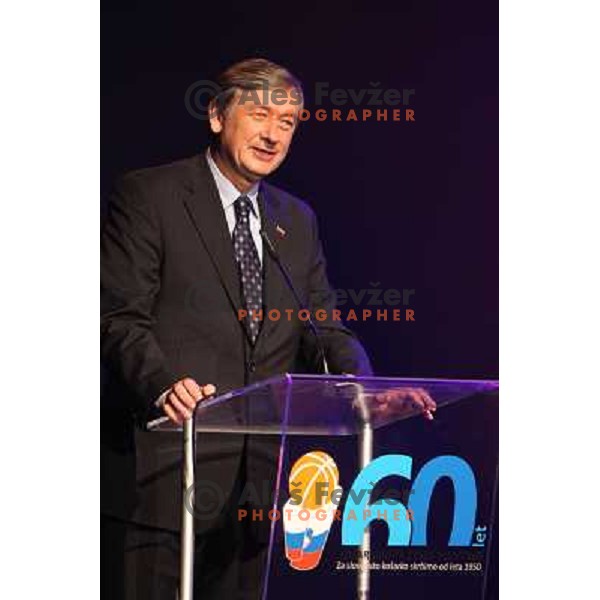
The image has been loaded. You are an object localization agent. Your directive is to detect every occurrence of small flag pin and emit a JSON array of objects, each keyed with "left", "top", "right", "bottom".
[{"left": 276, "top": 224, "right": 287, "bottom": 238}]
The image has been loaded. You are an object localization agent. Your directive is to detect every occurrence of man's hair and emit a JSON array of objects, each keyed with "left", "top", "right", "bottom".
[{"left": 210, "top": 57, "right": 304, "bottom": 119}]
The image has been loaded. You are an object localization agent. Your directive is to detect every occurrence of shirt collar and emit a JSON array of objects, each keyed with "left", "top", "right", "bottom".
[{"left": 206, "top": 148, "right": 260, "bottom": 216}]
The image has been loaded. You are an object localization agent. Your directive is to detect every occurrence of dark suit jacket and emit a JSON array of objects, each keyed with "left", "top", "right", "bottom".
[{"left": 101, "top": 152, "right": 372, "bottom": 533}]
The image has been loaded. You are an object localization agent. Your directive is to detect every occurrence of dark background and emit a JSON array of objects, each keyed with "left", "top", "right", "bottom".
[
  {"left": 102, "top": 1, "right": 498, "bottom": 597},
  {"left": 102, "top": 0, "right": 498, "bottom": 381}
]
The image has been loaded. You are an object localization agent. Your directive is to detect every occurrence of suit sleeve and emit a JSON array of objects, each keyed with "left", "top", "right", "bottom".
[
  {"left": 101, "top": 175, "right": 176, "bottom": 413},
  {"left": 303, "top": 209, "right": 374, "bottom": 376}
]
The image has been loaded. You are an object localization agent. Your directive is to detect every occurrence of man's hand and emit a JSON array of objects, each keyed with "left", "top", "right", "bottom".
[
  {"left": 371, "top": 387, "right": 437, "bottom": 421},
  {"left": 162, "top": 378, "right": 216, "bottom": 425}
]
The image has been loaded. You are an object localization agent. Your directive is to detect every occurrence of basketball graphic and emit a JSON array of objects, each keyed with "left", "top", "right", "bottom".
[
  {"left": 284, "top": 451, "right": 341, "bottom": 571},
  {"left": 289, "top": 451, "right": 339, "bottom": 509}
]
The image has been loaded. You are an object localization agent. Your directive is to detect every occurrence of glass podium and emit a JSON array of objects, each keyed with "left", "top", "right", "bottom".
[{"left": 149, "top": 374, "right": 499, "bottom": 600}]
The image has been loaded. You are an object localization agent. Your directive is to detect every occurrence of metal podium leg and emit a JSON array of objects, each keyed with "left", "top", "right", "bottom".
[
  {"left": 179, "top": 417, "right": 195, "bottom": 600},
  {"left": 344, "top": 381, "right": 372, "bottom": 600},
  {"left": 358, "top": 419, "right": 373, "bottom": 600}
]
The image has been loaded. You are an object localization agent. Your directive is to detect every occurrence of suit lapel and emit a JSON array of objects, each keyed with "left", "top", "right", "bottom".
[
  {"left": 182, "top": 155, "right": 251, "bottom": 341},
  {"left": 182, "top": 155, "right": 291, "bottom": 348}
]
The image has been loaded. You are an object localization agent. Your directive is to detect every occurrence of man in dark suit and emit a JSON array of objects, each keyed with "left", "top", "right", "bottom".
[{"left": 101, "top": 58, "right": 372, "bottom": 599}]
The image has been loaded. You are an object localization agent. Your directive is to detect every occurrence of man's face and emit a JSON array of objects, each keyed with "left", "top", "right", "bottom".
[{"left": 210, "top": 87, "right": 300, "bottom": 182}]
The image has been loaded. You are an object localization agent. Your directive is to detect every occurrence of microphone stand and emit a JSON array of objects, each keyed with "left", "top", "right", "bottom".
[{"left": 260, "top": 229, "right": 330, "bottom": 375}]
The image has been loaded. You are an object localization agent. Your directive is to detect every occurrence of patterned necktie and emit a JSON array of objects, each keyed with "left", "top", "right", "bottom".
[{"left": 232, "top": 195, "right": 263, "bottom": 342}]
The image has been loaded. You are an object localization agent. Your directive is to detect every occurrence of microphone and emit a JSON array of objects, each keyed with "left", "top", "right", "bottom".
[{"left": 260, "top": 228, "right": 330, "bottom": 374}]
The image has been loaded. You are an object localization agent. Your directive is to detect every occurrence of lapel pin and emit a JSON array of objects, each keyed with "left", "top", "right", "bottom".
[{"left": 276, "top": 224, "right": 287, "bottom": 239}]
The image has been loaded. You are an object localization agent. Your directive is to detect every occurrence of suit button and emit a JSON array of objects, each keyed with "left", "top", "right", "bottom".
[{"left": 248, "top": 360, "right": 256, "bottom": 373}]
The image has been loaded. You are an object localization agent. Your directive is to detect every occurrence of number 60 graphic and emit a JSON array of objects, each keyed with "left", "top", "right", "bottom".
[{"left": 341, "top": 455, "right": 478, "bottom": 547}]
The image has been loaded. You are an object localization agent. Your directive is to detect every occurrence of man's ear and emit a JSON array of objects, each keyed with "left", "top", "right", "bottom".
[{"left": 208, "top": 100, "right": 223, "bottom": 134}]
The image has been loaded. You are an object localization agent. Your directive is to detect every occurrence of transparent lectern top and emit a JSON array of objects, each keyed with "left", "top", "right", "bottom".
[
  {"left": 148, "top": 374, "right": 498, "bottom": 435},
  {"left": 148, "top": 374, "right": 498, "bottom": 436}
]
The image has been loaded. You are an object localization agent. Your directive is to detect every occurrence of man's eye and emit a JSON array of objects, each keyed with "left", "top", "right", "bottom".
[
  {"left": 280, "top": 120, "right": 294, "bottom": 130},
  {"left": 254, "top": 111, "right": 268, "bottom": 119}
]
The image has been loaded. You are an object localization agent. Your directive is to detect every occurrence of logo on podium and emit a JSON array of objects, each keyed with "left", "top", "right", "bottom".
[
  {"left": 282, "top": 450, "right": 483, "bottom": 572},
  {"left": 283, "top": 451, "right": 341, "bottom": 571}
]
